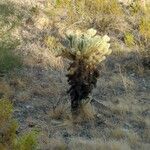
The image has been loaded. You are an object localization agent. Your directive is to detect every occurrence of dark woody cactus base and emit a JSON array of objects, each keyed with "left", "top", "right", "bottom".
[{"left": 66, "top": 60, "right": 99, "bottom": 115}]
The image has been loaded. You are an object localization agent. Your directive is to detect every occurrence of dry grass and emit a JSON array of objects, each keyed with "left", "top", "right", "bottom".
[
  {"left": 69, "top": 138, "right": 131, "bottom": 150},
  {"left": 139, "top": 16, "right": 150, "bottom": 39},
  {"left": 0, "top": 81, "right": 12, "bottom": 99},
  {"left": 39, "top": 136, "right": 67, "bottom": 150},
  {"left": 80, "top": 103, "right": 96, "bottom": 120},
  {"left": 49, "top": 103, "right": 70, "bottom": 120},
  {"left": 48, "top": 102, "right": 96, "bottom": 123},
  {"left": 126, "top": 131, "right": 140, "bottom": 145}
]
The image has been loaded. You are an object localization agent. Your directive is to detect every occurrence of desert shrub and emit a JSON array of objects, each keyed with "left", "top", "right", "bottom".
[
  {"left": 54, "top": 0, "right": 123, "bottom": 17},
  {"left": 0, "top": 35, "right": 22, "bottom": 74},
  {"left": 86, "top": 0, "right": 127, "bottom": 34},
  {"left": 129, "top": 0, "right": 142, "bottom": 15},
  {"left": 0, "top": 99, "right": 18, "bottom": 149},
  {"left": 0, "top": 81, "right": 12, "bottom": 99},
  {"left": 0, "top": 99, "right": 38, "bottom": 150},
  {"left": 58, "top": 28, "right": 112, "bottom": 115},
  {"left": 139, "top": 16, "right": 150, "bottom": 39},
  {"left": 45, "top": 0, "right": 127, "bottom": 34},
  {"left": 124, "top": 32, "right": 135, "bottom": 47},
  {"left": 123, "top": 1, "right": 150, "bottom": 68},
  {"left": 44, "top": 36, "right": 63, "bottom": 54},
  {"left": 81, "top": 0, "right": 126, "bottom": 34},
  {"left": 129, "top": 0, "right": 150, "bottom": 14},
  {"left": 0, "top": 99, "right": 13, "bottom": 127},
  {"left": 0, "top": 1, "right": 25, "bottom": 34},
  {"left": 30, "top": 5, "right": 39, "bottom": 16},
  {"left": 132, "top": 5, "right": 150, "bottom": 68},
  {"left": 14, "top": 132, "right": 38, "bottom": 150},
  {"left": 85, "top": 0, "right": 123, "bottom": 15}
]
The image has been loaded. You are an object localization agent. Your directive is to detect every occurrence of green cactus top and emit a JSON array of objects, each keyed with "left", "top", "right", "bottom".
[{"left": 61, "top": 28, "right": 112, "bottom": 65}]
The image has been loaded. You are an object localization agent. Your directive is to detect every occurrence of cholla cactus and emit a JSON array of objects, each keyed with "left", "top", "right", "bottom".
[
  {"left": 60, "top": 28, "right": 112, "bottom": 115},
  {"left": 62, "top": 28, "right": 111, "bottom": 64}
]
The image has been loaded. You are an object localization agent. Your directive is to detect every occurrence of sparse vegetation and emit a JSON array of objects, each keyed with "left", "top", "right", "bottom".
[
  {"left": 0, "top": 99, "right": 38, "bottom": 150},
  {"left": 0, "top": 0, "right": 149, "bottom": 149},
  {"left": 0, "top": 35, "right": 22, "bottom": 74},
  {"left": 124, "top": 32, "right": 135, "bottom": 47},
  {"left": 139, "top": 16, "right": 150, "bottom": 39}
]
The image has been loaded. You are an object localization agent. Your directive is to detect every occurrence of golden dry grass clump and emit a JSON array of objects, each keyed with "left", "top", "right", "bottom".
[
  {"left": 0, "top": 81, "right": 12, "bottom": 99},
  {"left": 85, "top": 0, "right": 123, "bottom": 15},
  {"left": 47, "top": 0, "right": 127, "bottom": 33}
]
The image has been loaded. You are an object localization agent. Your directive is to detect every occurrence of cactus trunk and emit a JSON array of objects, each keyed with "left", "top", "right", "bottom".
[{"left": 66, "top": 59, "right": 99, "bottom": 115}]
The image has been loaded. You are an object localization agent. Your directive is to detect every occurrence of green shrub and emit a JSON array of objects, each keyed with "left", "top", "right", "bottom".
[
  {"left": 0, "top": 99, "right": 18, "bottom": 149},
  {"left": 0, "top": 99, "right": 13, "bottom": 126},
  {"left": 124, "top": 32, "right": 135, "bottom": 47},
  {"left": 0, "top": 99, "right": 38, "bottom": 150},
  {"left": 129, "top": 1, "right": 142, "bottom": 15},
  {"left": 139, "top": 16, "right": 150, "bottom": 39},
  {"left": 14, "top": 132, "right": 38, "bottom": 150},
  {"left": 0, "top": 36, "right": 22, "bottom": 74}
]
